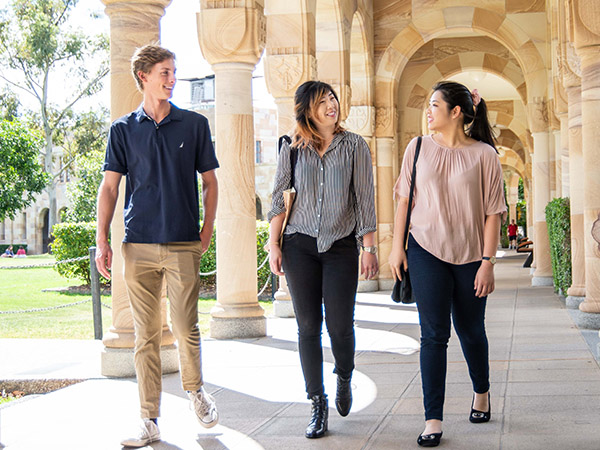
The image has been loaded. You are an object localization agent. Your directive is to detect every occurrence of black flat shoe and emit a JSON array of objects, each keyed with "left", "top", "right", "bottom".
[
  {"left": 470, "top": 392, "right": 491, "bottom": 423},
  {"left": 305, "top": 394, "right": 328, "bottom": 438},
  {"left": 335, "top": 375, "right": 352, "bottom": 417},
  {"left": 417, "top": 432, "right": 442, "bottom": 447}
]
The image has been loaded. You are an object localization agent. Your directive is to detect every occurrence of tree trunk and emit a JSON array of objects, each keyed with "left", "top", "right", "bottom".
[{"left": 44, "top": 134, "right": 58, "bottom": 243}]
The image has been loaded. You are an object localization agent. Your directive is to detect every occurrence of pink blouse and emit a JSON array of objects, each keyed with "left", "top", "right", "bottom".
[{"left": 394, "top": 134, "right": 507, "bottom": 264}]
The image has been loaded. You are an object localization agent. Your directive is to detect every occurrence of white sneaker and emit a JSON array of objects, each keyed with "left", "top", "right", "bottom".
[
  {"left": 121, "top": 418, "right": 160, "bottom": 447},
  {"left": 188, "top": 386, "right": 219, "bottom": 428}
]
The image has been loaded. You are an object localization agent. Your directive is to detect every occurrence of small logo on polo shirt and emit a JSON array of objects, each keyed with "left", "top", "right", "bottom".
[{"left": 179, "top": 141, "right": 184, "bottom": 148}]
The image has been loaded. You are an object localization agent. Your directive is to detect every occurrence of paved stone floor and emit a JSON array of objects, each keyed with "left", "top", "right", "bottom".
[{"left": 1, "top": 251, "right": 600, "bottom": 449}]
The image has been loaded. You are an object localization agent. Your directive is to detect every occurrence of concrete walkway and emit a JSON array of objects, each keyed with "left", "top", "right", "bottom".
[{"left": 2, "top": 252, "right": 600, "bottom": 450}]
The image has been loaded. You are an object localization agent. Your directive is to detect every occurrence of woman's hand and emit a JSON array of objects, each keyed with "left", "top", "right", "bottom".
[
  {"left": 361, "top": 252, "right": 379, "bottom": 280},
  {"left": 474, "top": 262, "right": 495, "bottom": 297},
  {"left": 388, "top": 247, "right": 408, "bottom": 281},
  {"left": 268, "top": 243, "right": 285, "bottom": 276}
]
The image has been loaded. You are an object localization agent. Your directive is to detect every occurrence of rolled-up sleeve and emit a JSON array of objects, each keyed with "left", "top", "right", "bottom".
[
  {"left": 353, "top": 136, "right": 377, "bottom": 237},
  {"left": 393, "top": 137, "right": 417, "bottom": 200},
  {"left": 483, "top": 147, "right": 507, "bottom": 216},
  {"left": 267, "top": 140, "right": 292, "bottom": 222}
]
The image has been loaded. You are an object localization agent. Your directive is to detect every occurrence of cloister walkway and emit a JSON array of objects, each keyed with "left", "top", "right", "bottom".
[{"left": 2, "top": 251, "right": 600, "bottom": 449}]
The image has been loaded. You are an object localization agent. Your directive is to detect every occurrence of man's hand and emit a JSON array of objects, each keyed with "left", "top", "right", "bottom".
[
  {"left": 95, "top": 240, "right": 113, "bottom": 279},
  {"left": 199, "top": 223, "right": 214, "bottom": 255}
]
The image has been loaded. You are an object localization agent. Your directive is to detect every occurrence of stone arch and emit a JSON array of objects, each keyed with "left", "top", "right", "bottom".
[
  {"left": 38, "top": 208, "right": 49, "bottom": 254},
  {"left": 375, "top": 6, "right": 546, "bottom": 137}
]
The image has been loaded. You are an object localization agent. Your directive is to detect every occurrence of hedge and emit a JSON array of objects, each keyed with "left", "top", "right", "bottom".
[
  {"left": 51, "top": 222, "right": 100, "bottom": 285},
  {"left": 51, "top": 220, "right": 272, "bottom": 292},
  {"left": 199, "top": 220, "right": 271, "bottom": 293},
  {"left": 545, "top": 198, "right": 572, "bottom": 294}
]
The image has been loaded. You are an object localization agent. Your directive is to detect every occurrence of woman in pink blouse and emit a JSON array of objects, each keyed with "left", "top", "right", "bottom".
[{"left": 389, "top": 81, "right": 506, "bottom": 447}]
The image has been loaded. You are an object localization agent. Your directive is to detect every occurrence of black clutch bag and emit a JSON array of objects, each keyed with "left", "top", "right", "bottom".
[
  {"left": 391, "top": 266, "right": 414, "bottom": 304},
  {"left": 391, "top": 136, "right": 421, "bottom": 305}
]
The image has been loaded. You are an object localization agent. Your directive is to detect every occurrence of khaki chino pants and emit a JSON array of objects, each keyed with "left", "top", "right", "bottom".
[{"left": 122, "top": 241, "right": 204, "bottom": 419}]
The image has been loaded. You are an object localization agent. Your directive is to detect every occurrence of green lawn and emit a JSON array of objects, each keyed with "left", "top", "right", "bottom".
[{"left": 0, "top": 255, "right": 273, "bottom": 339}]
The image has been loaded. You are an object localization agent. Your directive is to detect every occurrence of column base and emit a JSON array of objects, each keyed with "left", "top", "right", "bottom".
[
  {"left": 357, "top": 279, "right": 379, "bottom": 292},
  {"left": 209, "top": 316, "right": 266, "bottom": 339},
  {"left": 531, "top": 276, "right": 554, "bottom": 287},
  {"left": 101, "top": 344, "right": 179, "bottom": 378},
  {"left": 273, "top": 299, "right": 295, "bottom": 318},
  {"left": 570, "top": 309, "right": 600, "bottom": 330},
  {"left": 378, "top": 278, "right": 395, "bottom": 291},
  {"left": 566, "top": 296, "right": 585, "bottom": 309}
]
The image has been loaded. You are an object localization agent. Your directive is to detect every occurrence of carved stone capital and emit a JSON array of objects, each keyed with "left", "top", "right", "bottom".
[
  {"left": 528, "top": 97, "right": 549, "bottom": 133},
  {"left": 264, "top": 53, "right": 316, "bottom": 99},
  {"left": 344, "top": 105, "right": 376, "bottom": 137},
  {"left": 197, "top": 2, "right": 266, "bottom": 66},
  {"left": 375, "top": 107, "right": 396, "bottom": 137},
  {"left": 571, "top": 0, "right": 600, "bottom": 49}
]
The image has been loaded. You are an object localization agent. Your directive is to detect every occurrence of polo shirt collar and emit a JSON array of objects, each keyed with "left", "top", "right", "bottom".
[{"left": 134, "top": 101, "right": 183, "bottom": 124}]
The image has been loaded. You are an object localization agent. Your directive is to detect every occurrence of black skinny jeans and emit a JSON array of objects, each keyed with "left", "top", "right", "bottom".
[
  {"left": 407, "top": 234, "right": 490, "bottom": 421},
  {"left": 282, "top": 232, "right": 359, "bottom": 398}
]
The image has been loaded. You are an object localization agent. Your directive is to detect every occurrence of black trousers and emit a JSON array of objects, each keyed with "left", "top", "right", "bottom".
[
  {"left": 407, "top": 234, "right": 490, "bottom": 421},
  {"left": 282, "top": 232, "right": 359, "bottom": 397}
]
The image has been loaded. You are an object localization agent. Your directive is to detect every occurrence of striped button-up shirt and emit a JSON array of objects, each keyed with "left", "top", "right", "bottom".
[{"left": 268, "top": 131, "right": 377, "bottom": 253}]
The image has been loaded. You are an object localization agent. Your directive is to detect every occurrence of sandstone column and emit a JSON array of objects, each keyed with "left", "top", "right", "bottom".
[
  {"left": 530, "top": 124, "right": 553, "bottom": 286},
  {"left": 197, "top": 1, "right": 267, "bottom": 338},
  {"left": 552, "top": 129, "right": 562, "bottom": 198},
  {"left": 347, "top": 106, "right": 379, "bottom": 292},
  {"left": 101, "top": 0, "right": 177, "bottom": 377},
  {"left": 375, "top": 136, "right": 395, "bottom": 289},
  {"left": 565, "top": 85, "right": 586, "bottom": 306},
  {"left": 507, "top": 172, "right": 520, "bottom": 225},
  {"left": 576, "top": 45, "right": 600, "bottom": 320},
  {"left": 264, "top": 0, "right": 316, "bottom": 317},
  {"left": 559, "top": 114, "right": 570, "bottom": 197}
]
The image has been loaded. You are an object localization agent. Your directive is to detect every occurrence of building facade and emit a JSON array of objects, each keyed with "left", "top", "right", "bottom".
[{"left": 97, "top": 0, "right": 600, "bottom": 374}]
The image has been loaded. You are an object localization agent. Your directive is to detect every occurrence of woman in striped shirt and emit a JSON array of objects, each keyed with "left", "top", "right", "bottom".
[{"left": 267, "top": 81, "right": 378, "bottom": 439}]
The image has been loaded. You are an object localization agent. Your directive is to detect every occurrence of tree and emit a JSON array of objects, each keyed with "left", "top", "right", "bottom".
[
  {"left": 62, "top": 107, "right": 108, "bottom": 222},
  {"left": 64, "top": 150, "right": 105, "bottom": 223},
  {"left": 0, "top": 119, "right": 49, "bottom": 221},
  {"left": 0, "top": 0, "right": 109, "bottom": 239},
  {"left": 0, "top": 88, "right": 21, "bottom": 121}
]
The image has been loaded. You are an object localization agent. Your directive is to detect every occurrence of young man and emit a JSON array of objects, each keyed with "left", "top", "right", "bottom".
[
  {"left": 508, "top": 219, "right": 518, "bottom": 249},
  {"left": 95, "top": 45, "right": 219, "bottom": 447}
]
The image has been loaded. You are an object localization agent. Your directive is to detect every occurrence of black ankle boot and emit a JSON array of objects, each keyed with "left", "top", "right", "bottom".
[
  {"left": 305, "top": 394, "right": 328, "bottom": 438},
  {"left": 335, "top": 375, "right": 352, "bottom": 417}
]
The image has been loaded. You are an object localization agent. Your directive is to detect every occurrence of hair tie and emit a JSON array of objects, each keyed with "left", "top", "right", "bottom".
[{"left": 471, "top": 89, "right": 481, "bottom": 107}]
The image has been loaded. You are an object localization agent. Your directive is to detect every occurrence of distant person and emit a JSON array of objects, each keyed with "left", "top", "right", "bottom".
[
  {"left": 2, "top": 245, "right": 14, "bottom": 258},
  {"left": 267, "top": 81, "right": 378, "bottom": 439},
  {"left": 389, "top": 82, "right": 506, "bottom": 447},
  {"left": 95, "top": 44, "right": 219, "bottom": 448},
  {"left": 15, "top": 246, "right": 26, "bottom": 257},
  {"left": 508, "top": 220, "right": 518, "bottom": 249}
]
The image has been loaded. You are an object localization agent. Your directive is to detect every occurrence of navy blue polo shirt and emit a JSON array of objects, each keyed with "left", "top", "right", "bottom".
[{"left": 103, "top": 102, "right": 219, "bottom": 243}]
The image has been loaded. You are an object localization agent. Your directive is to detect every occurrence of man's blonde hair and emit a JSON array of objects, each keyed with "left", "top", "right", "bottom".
[{"left": 131, "top": 44, "right": 176, "bottom": 91}]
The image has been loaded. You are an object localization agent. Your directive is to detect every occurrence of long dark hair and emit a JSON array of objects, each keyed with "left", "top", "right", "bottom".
[
  {"left": 293, "top": 80, "right": 345, "bottom": 149},
  {"left": 432, "top": 81, "right": 497, "bottom": 152}
]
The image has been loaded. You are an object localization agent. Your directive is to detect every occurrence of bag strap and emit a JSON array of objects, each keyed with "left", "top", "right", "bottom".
[
  {"left": 278, "top": 135, "right": 297, "bottom": 188},
  {"left": 402, "top": 136, "right": 422, "bottom": 250}
]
